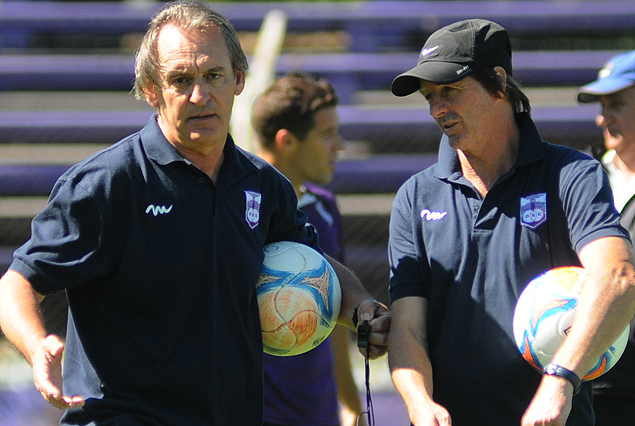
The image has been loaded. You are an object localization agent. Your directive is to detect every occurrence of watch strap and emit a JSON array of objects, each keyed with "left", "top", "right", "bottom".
[{"left": 543, "top": 363, "right": 582, "bottom": 395}]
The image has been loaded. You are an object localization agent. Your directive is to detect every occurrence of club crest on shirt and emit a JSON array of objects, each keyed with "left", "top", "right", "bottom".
[
  {"left": 520, "top": 193, "right": 547, "bottom": 230},
  {"left": 245, "top": 191, "right": 262, "bottom": 229}
]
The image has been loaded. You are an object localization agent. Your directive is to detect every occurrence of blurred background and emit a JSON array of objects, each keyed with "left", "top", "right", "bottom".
[{"left": 1, "top": 0, "right": 635, "bottom": 424}]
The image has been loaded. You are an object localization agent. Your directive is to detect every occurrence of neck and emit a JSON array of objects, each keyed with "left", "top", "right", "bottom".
[
  {"left": 178, "top": 146, "right": 225, "bottom": 183},
  {"left": 258, "top": 149, "right": 304, "bottom": 198},
  {"left": 157, "top": 117, "right": 228, "bottom": 183},
  {"left": 614, "top": 149, "right": 635, "bottom": 180},
  {"left": 459, "top": 118, "right": 520, "bottom": 197}
]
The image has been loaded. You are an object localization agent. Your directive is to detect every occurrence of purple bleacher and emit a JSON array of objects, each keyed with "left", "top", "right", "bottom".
[
  {"left": 0, "top": 155, "right": 435, "bottom": 197},
  {"left": 0, "top": 51, "right": 618, "bottom": 99},
  {"left": 0, "top": 0, "right": 615, "bottom": 198},
  {"left": 1, "top": 1, "right": 635, "bottom": 51},
  {"left": 0, "top": 110, "right": 154, "bottom": 146},
  {"left": 0, "top": 164, "right": 69, "bottom": 196},
  {"left": 336, "top": 104, "right": 602, "bottom": 153},
  {"left": 327, "top": 155, "right": 437, "bottom": 194},
  {"left": 0, "top": 105, "right": 602, "bottom": 196},
  {"left": 0, "top": 54, "right": 136, "bottom": 91},
  {"left": 0, "top": 105, "right": 602, "bottom": 148}
]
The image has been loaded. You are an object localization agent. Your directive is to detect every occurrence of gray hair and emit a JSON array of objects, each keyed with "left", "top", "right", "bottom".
[{"left": 133, "top": 0, "right": 248, "bottom": 100}]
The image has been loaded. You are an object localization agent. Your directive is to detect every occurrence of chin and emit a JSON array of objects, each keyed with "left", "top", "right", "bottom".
[
  {"left": 190, "top": 128, "right": 222, "bottom": 144},
  {"left": 446, "top": 136, "right": 462, "bottom": 150},
  {"left": 319, "top": 173, "right": 334, "bottom": 185},
  {"left": 606, "top": 137, "right": 625, "bottom": 152}
]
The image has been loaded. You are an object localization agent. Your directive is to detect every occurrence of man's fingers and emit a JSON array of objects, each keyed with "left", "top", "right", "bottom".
[{"left": 40, "top": 390, "right": 85, "bottom": 409}]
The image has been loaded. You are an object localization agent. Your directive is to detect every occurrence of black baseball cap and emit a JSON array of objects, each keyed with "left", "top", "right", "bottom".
[{"left": 391, "top": 19, "right": 513, "bottom": 97}]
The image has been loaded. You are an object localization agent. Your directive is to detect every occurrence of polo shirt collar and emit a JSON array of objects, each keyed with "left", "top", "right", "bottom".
[
  {"left": 434, "top": 112, "right": 546, "bottom": 180},
  {"left": 140, "top": 115, "right": 182, "bottom": 165}
]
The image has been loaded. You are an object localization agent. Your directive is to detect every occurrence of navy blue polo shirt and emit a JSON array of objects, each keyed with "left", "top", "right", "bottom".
[
  {"left": 11, "top": 115, "right": 319, "bottom": 425},
  {"left": 389, "top": 112, "right": 629, "bottom": 426}
]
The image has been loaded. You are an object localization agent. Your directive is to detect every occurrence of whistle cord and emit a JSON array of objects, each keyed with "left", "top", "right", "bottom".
[{"left": 360, "top": 346, "right": 375, "bottom": 426}]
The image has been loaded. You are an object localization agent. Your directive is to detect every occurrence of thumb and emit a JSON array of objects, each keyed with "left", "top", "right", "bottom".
[{"left": 42, "top": 335, "right": 65, "bottom": 359}]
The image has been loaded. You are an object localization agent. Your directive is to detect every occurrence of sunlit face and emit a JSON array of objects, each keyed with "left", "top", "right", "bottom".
[
  {"left": 292, "top": 107, "right": 344, "bottom": 185},
  {"left": 419, "top": 76, "right": 502, "bottom": 153},
  {"left": 596, "top": 86, "right": 635, "bottom": 155},
  {"left": 145, "top": 24, "right": 245, "bottom": 154}
]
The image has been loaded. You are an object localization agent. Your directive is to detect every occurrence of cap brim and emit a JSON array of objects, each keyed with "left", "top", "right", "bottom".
[
  {"left": 391, "top": 62, "right": 469, "bottom": 97},
  {"left": 577, "top": 77, "right": 635, "bottom": 103}
]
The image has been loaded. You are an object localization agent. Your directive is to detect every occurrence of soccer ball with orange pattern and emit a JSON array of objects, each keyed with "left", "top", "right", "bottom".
[
  {"left": 256, "top": 241, "right": 341, "bottom": 356},
  {"left": 513, "top": 266, "right": 629, "bottom": 380}
]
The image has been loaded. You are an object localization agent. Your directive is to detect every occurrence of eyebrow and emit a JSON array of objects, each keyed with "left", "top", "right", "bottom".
[{"left": 164, "top": 64, "right": 227, "bottom": 77}]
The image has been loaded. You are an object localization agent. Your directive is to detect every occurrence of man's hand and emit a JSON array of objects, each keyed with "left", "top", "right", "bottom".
[
  {"left": 32, "top": 334, "right": 85, "bottom": 410},
  {"left": 353, "top": 299, "right": 391, "bottom": 359},
  {"left": 410, "top": 400, "right": 452, "bottom": 426},
  {"left": 521, "top": 375, "right": 573, "bottom": 426}
]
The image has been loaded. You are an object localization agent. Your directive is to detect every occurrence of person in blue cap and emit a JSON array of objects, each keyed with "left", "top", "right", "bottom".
[
  {"left": 387, "top": 18, "right": 635, "bottom": 426},
  {"left": 578, "top": 50, "right": 635, "bottom": 426}
]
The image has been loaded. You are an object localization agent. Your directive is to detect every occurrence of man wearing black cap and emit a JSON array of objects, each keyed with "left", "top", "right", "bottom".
[
  {"left": 386, "top": 19, "right": 635, "bottom": 426},
  {"left": 0, "top": 2, "right": 391, "bottom": 425},
  {"left": 577, "top": 50, "right": 635, "bottom": 426}
]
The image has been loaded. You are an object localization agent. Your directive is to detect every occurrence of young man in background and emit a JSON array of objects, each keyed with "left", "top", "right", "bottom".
[{"left": 253, "top": 72, "right": 366, "bottom": 426}]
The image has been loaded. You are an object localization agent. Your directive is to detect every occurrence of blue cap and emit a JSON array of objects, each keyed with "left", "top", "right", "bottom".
[{"left": 578, "top": 50, "right": 635, "bottom": 103}]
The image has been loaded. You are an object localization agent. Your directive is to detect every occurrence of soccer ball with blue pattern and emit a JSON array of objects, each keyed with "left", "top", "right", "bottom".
[
  {"left": 256, "top": 241, "right": 341, "bottom": 356},
  {"left": 513, "top": 266, "right": 629, "bottom": 380}
]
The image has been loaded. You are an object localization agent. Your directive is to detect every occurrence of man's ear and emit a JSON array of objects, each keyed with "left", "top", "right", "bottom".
[
  {"left": 274, "top": 129, "right": 298, "bottom": 151},
  {"left": 493, "top": 66, "right": 507, "bottom": 94},
  {"left": 144, "top": 85, "right": 160, "bottom": 109},
  {"left": 234, "top": 71, "right": 246, "bottom": 96}
]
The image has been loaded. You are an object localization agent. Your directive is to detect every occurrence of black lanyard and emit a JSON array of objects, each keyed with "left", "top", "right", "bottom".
[{"left": 357, "top": 320, "right": 375, "bottom": 426}]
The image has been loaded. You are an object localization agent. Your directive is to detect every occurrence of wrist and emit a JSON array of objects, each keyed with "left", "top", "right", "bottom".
[{"left": 543, "top": 363, "right": 582, "bottom": 395}]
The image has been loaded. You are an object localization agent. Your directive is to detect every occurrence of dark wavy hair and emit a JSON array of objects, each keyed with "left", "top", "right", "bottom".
[
  {"left": 472, "top": 67, "right": 531, "bottom": 114},
  {"left": 251, "top": 72, "right": 339, "bottom": 149}
]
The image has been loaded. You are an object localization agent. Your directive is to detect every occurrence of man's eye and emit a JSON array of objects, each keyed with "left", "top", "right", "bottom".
[
  {"left": 441, "top": 87, "right": 456, "bottom": 96},
  {"left": 166, "top": 75, "right": 191, "bottom": 87}
]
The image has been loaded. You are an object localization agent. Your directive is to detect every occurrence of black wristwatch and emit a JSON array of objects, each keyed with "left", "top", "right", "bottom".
[{"left": 543, "top": 363, "right": 582, "bottom": 395}]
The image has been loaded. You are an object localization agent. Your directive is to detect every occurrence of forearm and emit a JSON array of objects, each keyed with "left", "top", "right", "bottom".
[
  {"left": 0, "top": 270, "right": 82, "bottom": 410},
  {"left": 389, "top": 330, "right": 436, "bottom": 414},
  {"left": 0, "top": 270, "right": 48, "bottom": 366},
  {"left": 326, "top": 255, "right": 390, "bottom": 360},
  {"left": 523, "top": 237, "right": 635, "bottom": 425},
  {"left": 553, "top": 269, "right": 635, "bottom": 376},
  {"left": 331, "top": 325, "right": 363, "bottom": 415},
  {"left": 554, "top": 237, "right": 635, "bottom": 377},
  {"left": 325, "top": 255, "right": 375, "bottom": 329},
  {"left": 388, "top": 296, "right": 442, "bottom": 423},
  {"left": 390, "top": 338, "right": 445, "bottom": 425}
]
